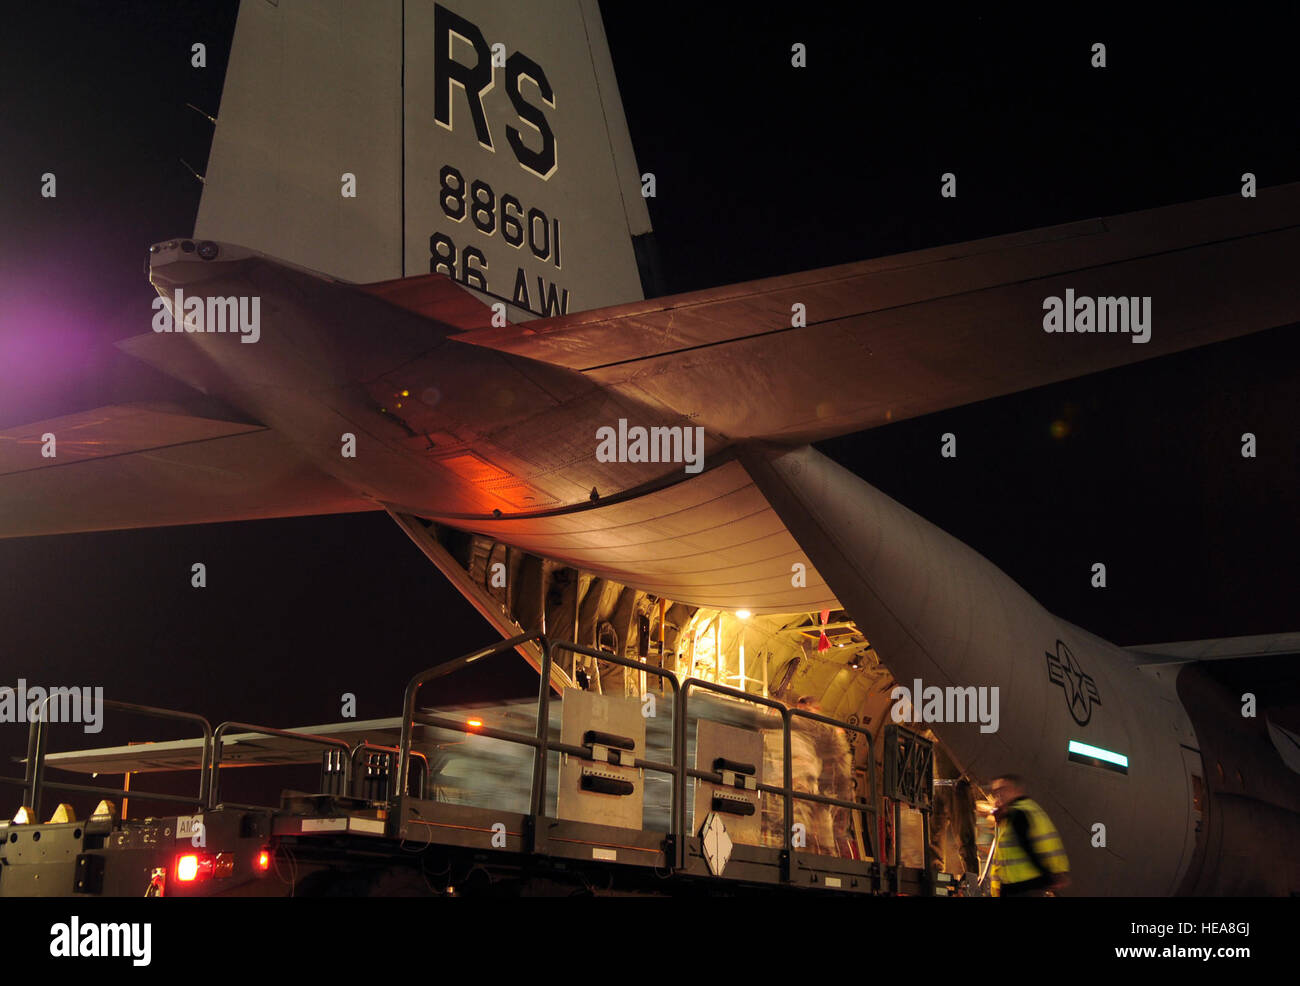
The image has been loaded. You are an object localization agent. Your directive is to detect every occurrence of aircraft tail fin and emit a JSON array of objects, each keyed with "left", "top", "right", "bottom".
[{"left": 196, "top": 0, "right": 651, "bottom": 317}]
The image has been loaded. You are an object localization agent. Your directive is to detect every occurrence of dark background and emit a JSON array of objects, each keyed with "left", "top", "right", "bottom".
[{"left": 1, "top": 6, "right": 1296, "bottom": 800}]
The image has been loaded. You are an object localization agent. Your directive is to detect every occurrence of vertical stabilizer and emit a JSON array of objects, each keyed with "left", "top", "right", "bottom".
[{"left": 197, "top": 0, "right": 651, "bottom": 317}]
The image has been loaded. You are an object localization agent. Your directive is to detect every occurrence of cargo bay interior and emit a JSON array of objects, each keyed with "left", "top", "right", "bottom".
[{"left": 408, "top": 520, "right": 997, "bottom": 877}]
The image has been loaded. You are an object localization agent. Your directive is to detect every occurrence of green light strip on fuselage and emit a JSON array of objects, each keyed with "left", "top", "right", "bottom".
[{"left": 1068, "top": 739, "right": 1129, "bottom": 768}]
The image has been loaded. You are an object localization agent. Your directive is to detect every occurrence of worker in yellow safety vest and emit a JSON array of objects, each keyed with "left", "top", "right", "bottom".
[{"left": 989, "top": 774, "right": 1070, "bottom": 897}]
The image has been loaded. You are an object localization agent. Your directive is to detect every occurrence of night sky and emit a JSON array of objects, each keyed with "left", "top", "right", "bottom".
[{"left": 1, "top": 5, "right": 1297, "bottom": 790}]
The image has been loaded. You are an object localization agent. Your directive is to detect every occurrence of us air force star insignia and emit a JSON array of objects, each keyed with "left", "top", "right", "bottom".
[{"left": 1046, "top": 640, "right": 1101, "bottom": 725}]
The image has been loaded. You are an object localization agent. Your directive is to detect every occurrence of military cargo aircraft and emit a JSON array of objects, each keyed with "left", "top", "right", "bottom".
[{"left": 2, "top": 1, "right": 1297, "bottom": 895}]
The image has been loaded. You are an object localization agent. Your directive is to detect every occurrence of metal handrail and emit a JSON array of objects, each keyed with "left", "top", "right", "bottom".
[
  {"left": 677, "top": 678, "right": 878, "bottom": 866},
  {"left": 349, "top": 741, "right": 428, "bottom": 801},
  {"left": 208, "top": 722, "right": 351, "bottom": 810},
  {"left": 677, "top": 678, "right": 791, "bottom": 861},
  {"left": 539, "top": 641, "right": 682, "bottom": 859},
  {"left": 881, "top": 724, "right": 934, "bottom": 876},
  {"left": 394, "top": 631, "right": 548, "bottom": 807},
  {"left": 0, "top": 776, "right": 205, "bottom": 809},
  {"left": 15, "top": 697, "right": 213, "bottom": 820},
  {"left": 3, "top": 642, "right": 886, "bottom": 884},
  {"left": 788, "top": 705, "right": 879, "bottom": 859},
  {"left": 393, "top": 634, "right": 683, "bottom": 851}
]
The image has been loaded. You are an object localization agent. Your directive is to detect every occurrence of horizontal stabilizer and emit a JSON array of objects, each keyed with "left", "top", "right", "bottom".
[
  {"left": 0, "top": 417, "right": 376, "bottom": 538},
  {"left": 1127, "top": 632, "right": 1300, "bottom": 664},
  {"left": 452, "top": 184, "right": 1300, "bottom": 443},
  {"left": 0, "top": 402, "right": 262, "bottom": 477},
  {"left": 357, "top": 273, "right": 496, "bottom": 332}
]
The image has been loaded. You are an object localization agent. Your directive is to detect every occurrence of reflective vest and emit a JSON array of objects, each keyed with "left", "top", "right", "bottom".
[{"left": 992, "top": 797, "right": 1068, "bottom": 895}]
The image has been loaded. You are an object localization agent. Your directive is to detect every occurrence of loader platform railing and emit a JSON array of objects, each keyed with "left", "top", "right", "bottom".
[
  {"left": 676, "top": 677, "right": 880, "bottom": 864},
  {"left": 541, "top": 639, "right": 683, "bottom": 862},
  {"left": 0, "top": 698, "right": 213, "bottom": 821},
  {"left": 5, "top": 633, "right": 909, "bottom": 892},
  {"left": 394, "top": 631, "right": 550, "bottom": 812},
  {"left": 390, "top": 633, "right": 881, "bottom": 878},
  {"left": 208, "top": 721, "right": 353, "bottom": 810}
]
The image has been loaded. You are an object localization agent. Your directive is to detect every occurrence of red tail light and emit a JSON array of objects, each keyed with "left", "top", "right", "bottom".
[
  {"left": 256, "top": 848, "right": 271, "bottom": 872},
  {"left": 175, "top": 852, "right": 215, "bottom": 882}
]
